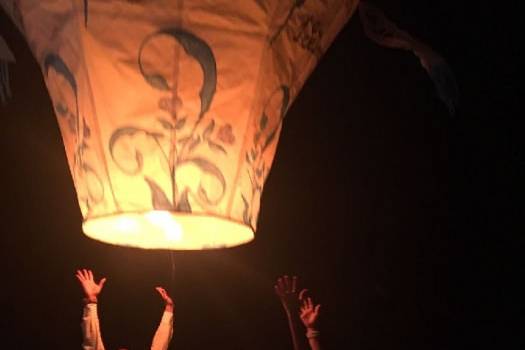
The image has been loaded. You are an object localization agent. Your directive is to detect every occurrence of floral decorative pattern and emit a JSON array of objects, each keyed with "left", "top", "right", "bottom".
[
  {"left": 217, "top": 124, "right": 235, "bottom": 145},
  {"left": 290, "top": 13, "right": 323, "bottom": 56},
  {"left": 269, "top": 0, "right": 324, "bottom": 57},
  {"left": 241, "top": 85, "right": 289, "bottom": 226},
  {"left": 43, "top": 53, "right": 104, "bottom": 214},
  {"left": 20, "top": 0, "right": 357, "bottom": 245},
  {"left": 269, "top": 0, "right": 305, "bottom": 44},
  {"left": 109, "top": 27, "right": 228, "bottom": 213}
]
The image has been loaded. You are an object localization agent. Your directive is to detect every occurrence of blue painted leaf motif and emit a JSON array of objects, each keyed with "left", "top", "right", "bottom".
[
  {"left": 83, "top": 123, "right": 91, "bottom": 138},
  {"left": 203, "top": 120, "right": 215, "bottom": 139},
  {"left": 250, "top": 148, "right": 258, "bottom": 160},
  {"left": 44, "top": 54, "right": 78, "bottom": 95},
  {"left": 158, "top": 118, "right": 174, "bottom": 130},
  {"left": 262, "top": 128, "right": 278, "bottom": 153},
  {"left": 241, "top": 194, "right": 251, "bottom": 225},
  {"left": 180, "top": 157, "right": 226, "bottom": 205},
  {"left": 44, "top": 54, "right": 79, "bottom": 135},
  {"left": 260, "top": 113, "right": 268, "bottom": 130},
  {"left": 138, "top": 28, "right": 217, "bottom": 119},
  {"left": 175, "top": 189, "right": 192, "bottom": 212},
  {"left": 145, "top": 74, "right": 170, "bottom": 91},
  {"left": 207, "top": 140, "right": 227, "bottom": 154},
  {"left": 175, "top": 118, "right": 186, "bottom": 130},
  {"left": 144, "top": 176, "right": 172, "bottom": 210},
  {"left": 68, "top": 118, "right": 77, "bottom": 133},
  {"left": 177, "top": 135, "right": 191, "bottom": 144},
  {"left": 269, "top": 0, "right": 305, "bottom": 44},
  {"left": 246, "top": 170, "right": 255, "bottom": 187},
  {"left": 83, "top": 163, "right": 105, "bottom": 202},
  {"left": 255, "top": 166, "right": 264, "bottom": 179},
  {"left": 109, "top": 127, "right": 152, "bottom": 175},
  {"left": 260, "top": 85, "right": 289, "bottom": 154},
  {"left": 83, "top": 0, "right": 88, "bottom": 27},
  {"left": 188, "top": 137, "right": 201, "bottom": 151},
  {"left": 55, "top": 103, "right": 68, "bottom": 116}
]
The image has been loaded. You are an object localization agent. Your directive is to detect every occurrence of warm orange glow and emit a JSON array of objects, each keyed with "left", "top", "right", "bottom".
[
  {"left": 11, "top": 0, "right": 357, "bottom": 249},
  {"left": 83, "top": 211, "right": 253, "bottom": 250}
]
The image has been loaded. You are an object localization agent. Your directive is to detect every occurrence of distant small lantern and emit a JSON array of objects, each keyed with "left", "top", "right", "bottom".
[{"left": 3, "top": 0, "right": 357, "bottom": 249}]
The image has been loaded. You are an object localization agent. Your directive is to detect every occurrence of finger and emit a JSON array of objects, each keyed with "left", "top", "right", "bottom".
[
  {"left": 307, "top": 297, "right": 313, "bottom": 308},
  {"left": 83, "top": 269, "right": 88, "bottom": 279},
  {"left": 88, "top": 270, "right": 94, "bottom": 281},
  {"left": 314, "top": 304, "right": 321, "bottom": 315},
  {"left": 292, "top": 276, "right": 297, "bottom": 293},
  {"left": 298, "top": 288, "right": 308, "bottom": 300},
  {"left": 155, "top": 287, "right": 167, "bottom": 298},
  {"left": 277, "top": 277, "right": 285, "bottom": 291},
  {"left": 283, "top": 275, "right": 290, "bottom": 291},
  {"left": 274, "top": 285, "right": 283, "bottom": 296},
  {"left": 301, "top": 298, "right": 307, "bottom": 309},
  {"left": 98, "top": 277, "right": 107, "bottom": 289},
  {"left": 76, "top": 271, "right": 84, "bottom": 281}
]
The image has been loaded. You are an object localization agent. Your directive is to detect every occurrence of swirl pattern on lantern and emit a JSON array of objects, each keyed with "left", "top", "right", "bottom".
[{"left": 12, "top": 0, "right": 358, "bottom": 248}]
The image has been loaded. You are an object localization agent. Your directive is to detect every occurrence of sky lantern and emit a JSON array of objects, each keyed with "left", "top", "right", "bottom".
[{"left": 0, "top": 0, "right": 359, "bottom": 249}]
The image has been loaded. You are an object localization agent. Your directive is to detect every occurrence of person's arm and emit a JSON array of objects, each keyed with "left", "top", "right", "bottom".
[
  {"left": 275, "top": 275, "right": 307, "bottom": 350},
  {"left": 299, "top": 297, "right": 321, "bottom": 350},
  {"left": 151, "top": 287, "right": 174, "bottom": 350},
  {"left": 76, "top": 269, "right": 107, "bottom": 350}
]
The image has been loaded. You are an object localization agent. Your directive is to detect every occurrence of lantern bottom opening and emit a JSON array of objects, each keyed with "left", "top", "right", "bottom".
[{"left": 82, "top": 210, "right": 254, "bottom": 250}]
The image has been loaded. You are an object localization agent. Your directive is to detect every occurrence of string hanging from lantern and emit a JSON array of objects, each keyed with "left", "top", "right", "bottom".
[{"left": 169, "top": 251, "right": 176, "bottom": 287}]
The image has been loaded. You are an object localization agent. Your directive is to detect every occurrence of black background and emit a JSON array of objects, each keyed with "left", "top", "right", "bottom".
[{"left": 0, "top": 1, "right": 521, "bottom": 349}]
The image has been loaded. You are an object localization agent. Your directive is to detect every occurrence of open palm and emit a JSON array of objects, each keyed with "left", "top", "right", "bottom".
[
  {"left": 274, "top": 275, "right": 308, "bottom": 314},
  {"left": 300, "top": 297, "right": 320, "bottom": 329},
  {"left": 76, "top": 269, "right": 106, "bottom": 300}
]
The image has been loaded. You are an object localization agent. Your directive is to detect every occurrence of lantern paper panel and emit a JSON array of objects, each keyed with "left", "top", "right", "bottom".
[{"left": 2, "top": 0, "right": 358, "bottom": 249}]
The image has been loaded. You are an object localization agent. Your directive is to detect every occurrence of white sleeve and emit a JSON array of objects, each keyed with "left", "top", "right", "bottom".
[
  {"left": 150, "top": 311, "right": 174, "bottom": 350},
  {"left": 81, "top": 304, "right": 106, "bottom": 350}
]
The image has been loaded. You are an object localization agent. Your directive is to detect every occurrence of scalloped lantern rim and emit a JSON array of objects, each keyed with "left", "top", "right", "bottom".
[{"left": 82, "top": 210, "right": 254, "bottom": 250}]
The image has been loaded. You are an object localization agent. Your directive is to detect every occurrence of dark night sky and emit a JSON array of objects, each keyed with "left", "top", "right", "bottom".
[{"left": 0, "top": 1, "right": 521, "bottom": 349}]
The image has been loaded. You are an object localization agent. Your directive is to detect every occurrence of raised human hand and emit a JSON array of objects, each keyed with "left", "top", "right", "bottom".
[
  {"left": 274, "top": 275, "right": 308, "bottom": 314},
  {"left": 155, "top": 287, "right": 174, "bottom": 312},
  {"left": 75, "top": 269, "right": 106, "bottom": 303},
  {"left": 299, "top": 296, "right": 321, "bottom": 329}
]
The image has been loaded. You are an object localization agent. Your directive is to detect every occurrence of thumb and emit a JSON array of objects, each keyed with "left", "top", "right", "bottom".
[
  {"left": 314, "top": 304, "right": 321, "bottom": 315},
  {"left": 98, "top": 277, "right": 107, "bottom": 288}
]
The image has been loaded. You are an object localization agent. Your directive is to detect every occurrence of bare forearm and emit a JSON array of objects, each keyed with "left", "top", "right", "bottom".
[
  {"left": 151, "top": 310, "right": 174, "bottom": 350},
  {"left": 285, "top": 311, "right": 301, "bottom": 350},
  {"left": 81, "top": 304, "right": 105, "bottom": 350},
  {"left": 305, "top": 328, "right": 321, "bottom": 350},
  {"left": 307, "top": 338, "right": 321, "bottom": 350},
  {"left": 164, "top": 304, "right": 174, "bottom": 313}
]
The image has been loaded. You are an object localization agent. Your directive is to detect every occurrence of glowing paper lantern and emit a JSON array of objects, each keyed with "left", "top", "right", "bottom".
[{"left": 2, "top": 0, "right": 358, "bottom": 249}]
